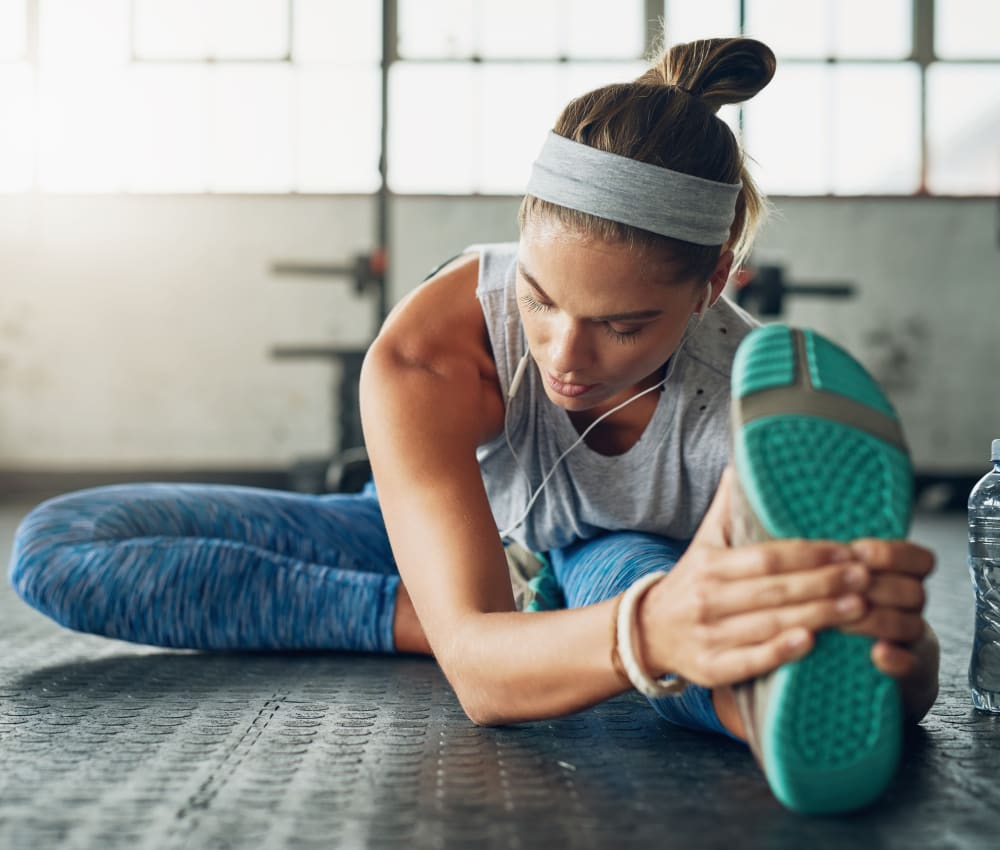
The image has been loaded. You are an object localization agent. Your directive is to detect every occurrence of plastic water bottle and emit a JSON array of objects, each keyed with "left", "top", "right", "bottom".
[{"left": 969, "top": 438, "right": 1000, "bottom": 711}]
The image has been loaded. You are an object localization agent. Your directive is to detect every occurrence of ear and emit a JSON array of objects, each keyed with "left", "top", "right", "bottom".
[{"left": 705, "top": 250, "right": 735, "bottom": 310}]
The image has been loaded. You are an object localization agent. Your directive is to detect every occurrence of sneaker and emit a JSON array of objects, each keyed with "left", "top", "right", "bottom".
[
  {"left": 729, "top": 324, "right": 913, "bottom": 815},
  {"left": 505, "top": 544, "right": 564, "bottom": 612}
]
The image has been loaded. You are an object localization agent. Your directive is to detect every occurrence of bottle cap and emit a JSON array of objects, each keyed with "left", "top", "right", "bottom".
[{"left": 993, "top": 439, "right": 1000, "bottom": 462}]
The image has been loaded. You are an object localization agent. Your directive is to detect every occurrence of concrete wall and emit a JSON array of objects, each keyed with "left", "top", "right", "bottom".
[{"left": 0, "top": 193, "right": 996, "bottom": 478}]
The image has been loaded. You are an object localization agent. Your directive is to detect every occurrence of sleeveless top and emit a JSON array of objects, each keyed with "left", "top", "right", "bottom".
[{"left": 472, "top": 242, "right": 759, "bottom": 553}]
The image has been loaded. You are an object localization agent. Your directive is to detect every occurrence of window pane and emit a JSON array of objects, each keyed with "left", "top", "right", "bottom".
[
  {"left": 478, "top": 63, "right": 649, "bottom": 195},
  {"left": 38, "top": 69, "right": 128, "bottom": 191},
  {"left": 126, "top": 66, "right": 207, "bottom": 192},
  {"left": 293, "top": 0, "right": 381, "bottom": 64},
  {"left": 927, "top": 64, "right": 1000, "bottom": 194},
  {"left": 295, "top": 67, "right": 381, "bottom": 192},
  {"left": 562, "top": 62, "right": 647, "bottom": 100},
  {"left": 833, "top": 0, "right": 910, "bottom": 58},
  {"left": 208, "top": 65, "right": 293, "bottom": 192},
  {"left": 936, "top": 0, "right": 1000, "bottom": 59},
  {"left": 743, "top": 63, "right": 830, "bottom": 193},
  {"left": 479, "top": 65, "right": 565, "bottom": 193},
  {"left": 749, "top": 0, "right": 911, "bottom": 58},
  {"left": 832, "top": 64, "right": 920, "bottom": 193},
  {"left": 745, "top": 0, "right": 828, "bottom": 59},
  {"left": 399, "top": 0, "right": 644, "bottom": 59},
  {"left": 663, "top": 0, "right": 740, "bottom": 43},
  {"left": 210, "top": 0, "right": 289, "bottom": 60},
  {"left": 0, "top": 0, "right": 26, "bottom": 60},
  {"left": 388, "top": 64, "right": 478, "bottom": 192},
  {"left": 40, "top": 0, "right": 130, "bottom": 67},
  {"left": 397, "top": 0, "right": 477, "bottom": 58},
  {"left": 480, "top": 0, "right": 560, "bottom": 58},
  {"left": 133, "top": 0, "right": 208, "bottom": 60},
  {"left": 0, "top": 64, "right": 34, "bottom": 191},
  {"left": 566, "top": 0, "right": 645, "bottom": 59},
  {"left": 134, "top": 0, "right": 289, "bottom": 61}
]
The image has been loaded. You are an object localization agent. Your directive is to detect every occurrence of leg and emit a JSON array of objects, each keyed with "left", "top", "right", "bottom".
[
  {"left": 548, "top": 531, "right": 742, "bottom": 741},
  {"left": 9, "top": 482, "right": 402, "bottom": 653}
]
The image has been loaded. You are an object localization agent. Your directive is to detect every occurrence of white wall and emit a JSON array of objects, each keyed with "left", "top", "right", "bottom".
[
  {"left": 0, "top": 194, "right": 996, "bottom": 475},
  {"left": 0, "top": 195, "right": 375, "bottom": 470}
]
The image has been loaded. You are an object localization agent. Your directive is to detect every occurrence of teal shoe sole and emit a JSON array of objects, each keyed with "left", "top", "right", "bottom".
[{"left": 731, "top": 325, "right": 913, "bottom": 815}]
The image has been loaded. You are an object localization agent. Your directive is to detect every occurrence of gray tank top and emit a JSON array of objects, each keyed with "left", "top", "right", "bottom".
[{"left": 473, "top": 242, "right": 759, "bottom": 553}]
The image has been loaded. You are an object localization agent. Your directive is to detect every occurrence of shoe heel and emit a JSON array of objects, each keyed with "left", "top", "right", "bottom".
[{"left": 764, "top": 631, "right": 902, "bottom": 814}]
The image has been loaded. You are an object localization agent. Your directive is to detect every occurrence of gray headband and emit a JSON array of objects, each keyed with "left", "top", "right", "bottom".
[{"left": 525, "top": 131, "right": 741, "bottom": 246}]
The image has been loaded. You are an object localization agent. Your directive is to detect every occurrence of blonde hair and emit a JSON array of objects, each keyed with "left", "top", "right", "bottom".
[{"left": 519, "top": 37, "right": 776, "bottom": 284}]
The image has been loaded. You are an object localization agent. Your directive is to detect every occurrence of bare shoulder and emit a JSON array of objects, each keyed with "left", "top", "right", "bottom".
[
  {"left": 364, "top": 252, "right": 504, "bottom": 445},
  {"left": 377, "top": 253, "right": 493, "bottom": 372}
]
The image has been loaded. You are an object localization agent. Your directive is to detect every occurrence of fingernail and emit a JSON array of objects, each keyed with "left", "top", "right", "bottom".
[
  {"left": 786, "top": 630, "right": 809, "bottom": 650},
  {"left": 845, "top": 565, "right": 868, "bottom": 590},
  {"left": 850, "top": 541, "right": 875, "bottom": 561},
  {"left": 837, "top": 595, "right": 862, "bottom": 615}
]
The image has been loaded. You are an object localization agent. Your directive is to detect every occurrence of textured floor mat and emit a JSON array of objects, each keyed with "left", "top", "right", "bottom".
[{"left": 1, "top": 507, "right": 998, "bottom": 849}]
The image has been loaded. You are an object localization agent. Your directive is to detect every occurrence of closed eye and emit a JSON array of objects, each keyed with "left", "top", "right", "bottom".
[
  {"left": 519, "top": 293, "right": 552, "bottom": 313},
  {"left": 604, "top": 324, "right": 642, "bottom": 344}
]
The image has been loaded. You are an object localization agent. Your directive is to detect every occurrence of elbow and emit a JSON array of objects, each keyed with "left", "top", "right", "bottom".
[
  {"left": 459, "top": 696, "right": 507, "bottom": 728},
  {"left": 439, "top": 649, "right": 512, "bottom": 728}
]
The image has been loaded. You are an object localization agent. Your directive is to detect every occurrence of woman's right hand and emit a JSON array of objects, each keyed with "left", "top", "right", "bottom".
[{"left": 634, "top": 470, "right": 871, "bottom": 688}]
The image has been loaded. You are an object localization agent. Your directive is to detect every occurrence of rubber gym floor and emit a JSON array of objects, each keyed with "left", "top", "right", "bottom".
[{"left": 1, "top": 499, "right": 995, "bottom": 850}]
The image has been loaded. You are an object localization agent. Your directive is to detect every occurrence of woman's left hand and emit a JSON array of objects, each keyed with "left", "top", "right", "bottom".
[
  {"left": 840, "top": 538, "right": 934, "bottom": 678},
  {"left": 839, "top": 537, "right": 941, "bottom": 723}
]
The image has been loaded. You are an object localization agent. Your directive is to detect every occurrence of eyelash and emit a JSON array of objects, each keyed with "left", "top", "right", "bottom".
[{"left": 518, "top": 293, "right": 642, "bottom": 345}]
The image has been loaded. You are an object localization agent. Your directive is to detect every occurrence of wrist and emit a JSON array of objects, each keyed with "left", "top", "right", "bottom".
[
  {"left": 615, "top": 571, "right": 687, "bottom": 699},
  {"left": 635, "top": 572, "right": 671, "bottom": 679}
]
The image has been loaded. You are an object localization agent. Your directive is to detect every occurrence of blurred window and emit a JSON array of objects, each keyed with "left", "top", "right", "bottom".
[{"left": 1, "top": 1, "right": 997, "bottom": 195}]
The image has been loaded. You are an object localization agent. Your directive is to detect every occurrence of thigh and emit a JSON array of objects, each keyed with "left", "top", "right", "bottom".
[
  {"left": 18, "top": 481, "right": 397, "bottom": 575},
  {"left": 548, "top": 531, "right": 689, "bottom": 609}
]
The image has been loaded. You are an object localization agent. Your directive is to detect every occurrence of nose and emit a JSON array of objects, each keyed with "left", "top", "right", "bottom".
[{"left": 548, "top": 318, "right": 593, "bottom": 376}]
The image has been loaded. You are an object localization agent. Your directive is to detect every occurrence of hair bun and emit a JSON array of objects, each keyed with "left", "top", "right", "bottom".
[{"left": 640, "top": 37, "right": 776, "bottom": 113}]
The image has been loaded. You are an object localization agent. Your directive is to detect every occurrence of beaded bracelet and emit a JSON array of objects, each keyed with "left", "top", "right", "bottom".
[{"left": 614, "top": 571, "right": 688, "bottom": 699}]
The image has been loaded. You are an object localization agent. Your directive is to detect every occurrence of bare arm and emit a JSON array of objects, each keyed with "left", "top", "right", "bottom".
[{"left": 360, "top": 257, "right": 632, "bottom": 724}]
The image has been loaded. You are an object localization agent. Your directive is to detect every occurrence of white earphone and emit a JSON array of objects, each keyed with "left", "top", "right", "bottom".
[{"left": 498, "top": 284, "right": 712, "bottom": 539}]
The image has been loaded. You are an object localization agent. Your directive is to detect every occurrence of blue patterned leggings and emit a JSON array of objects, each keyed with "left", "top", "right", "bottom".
[{"left": 8, "top": 481, "right": 731, "bottom": 738}]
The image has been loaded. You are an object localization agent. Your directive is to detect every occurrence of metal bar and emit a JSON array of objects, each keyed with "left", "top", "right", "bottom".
[
  {"left": 914, "top": 0, "right": 935, "bottom": 194},
  {"left": 270, "top": 263, "right": 356, "bottom": 278},
  {"left": 644, "top": 0, "right": 662, "bottom": 54},
  {"left": 377, "top": 0, "right": 396, "bottom": 324},
  {"left": 782, "top": 284, "right": 856, "bottom": 298},
  {"left": 271, "top": 345, "right": 368, "bottom": 359}
]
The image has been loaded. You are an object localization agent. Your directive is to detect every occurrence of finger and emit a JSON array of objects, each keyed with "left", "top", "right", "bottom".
[
  {"left": 710, "top": 539, "right": 855, "bottom": 580},
  {"left": 842, "top": 607, "right": 926, "bottom": 644},
  {"left": 865, "top": 573, "right": 926, "bottom": 612},
  {"left": 871, "top": 641, "right": 918, "bottom": 678},
  {"left": 702, "top": 628, "right": 814, "bottom": 686},
  {"left": 703, "top": 562, "right": 870, "bottom": 620},
  {"left": 709, "top": 593, "right": 867, "bottom": 648},
  {"left": 850, "top": 539, "right": 935, "bottom": 578}
]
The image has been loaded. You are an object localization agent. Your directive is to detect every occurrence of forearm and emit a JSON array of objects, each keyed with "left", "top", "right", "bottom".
[{"left": 445, "top": 600, "right": 630, "bottom": 726}]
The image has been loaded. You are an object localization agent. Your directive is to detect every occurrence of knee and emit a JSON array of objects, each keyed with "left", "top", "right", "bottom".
[{"left": 8, "top": 490, "right": 107, "bottom": 613}]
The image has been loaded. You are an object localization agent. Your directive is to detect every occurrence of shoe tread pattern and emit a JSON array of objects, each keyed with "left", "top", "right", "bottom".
[{"left": 732, "top": 324, "right": 912, "bottom": 814}]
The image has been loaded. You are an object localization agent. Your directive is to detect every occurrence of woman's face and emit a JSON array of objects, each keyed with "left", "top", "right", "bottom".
[{"left": 517, "top": 219, "right": 711, "bottom": 414}]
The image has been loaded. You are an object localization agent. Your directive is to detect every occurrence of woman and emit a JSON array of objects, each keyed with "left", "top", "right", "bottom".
[{"left": 10, "top": 37, "right": 938, "bottom": 814}]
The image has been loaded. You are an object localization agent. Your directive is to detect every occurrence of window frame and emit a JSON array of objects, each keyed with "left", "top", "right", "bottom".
[{"left": 1, "top": 0, "right": 996, "bottom": 197}]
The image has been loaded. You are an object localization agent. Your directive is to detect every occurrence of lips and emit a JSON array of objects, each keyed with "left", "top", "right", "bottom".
[{"left": 545, "top": 371, "right": 597, "bottom": 398}]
